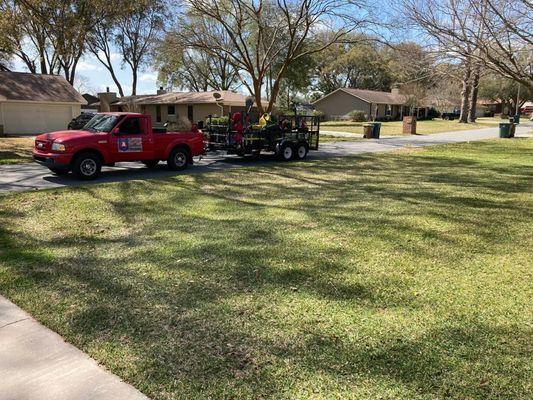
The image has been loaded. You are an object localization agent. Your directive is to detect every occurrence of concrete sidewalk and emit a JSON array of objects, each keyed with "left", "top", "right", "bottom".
[
  {"left": 0, "top": 296, "right": 148, "bottom": 400},
  {"left": 0, "top": 124, "right": 531, "bottom": 194}
]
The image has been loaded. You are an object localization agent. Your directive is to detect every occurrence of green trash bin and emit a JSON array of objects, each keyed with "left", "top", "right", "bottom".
[
  {"left": 499, "top": 122, "right": 512, "bottom": 138},
  {"left": 372, "top": 122, "right": 381, "bottom": 139},
  {"left": 513, "top": 114, "right": 520, "bottom": 124}
]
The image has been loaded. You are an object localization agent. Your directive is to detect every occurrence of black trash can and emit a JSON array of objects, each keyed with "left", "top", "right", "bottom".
[
  {"left": 513, "top": 114, "right": 520, "bottom": 124},
  {"left": 372, "top": 122, "right": 381, "bottom": 139},
  {"left": 499, "top": 122, "right": 513, "bottom": 138}
]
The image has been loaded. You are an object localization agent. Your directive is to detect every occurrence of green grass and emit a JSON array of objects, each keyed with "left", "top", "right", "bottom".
[
  {"left": 320, "top": 134, "right": 363, "bottom": 143},
  {"left": 1, "top": 139, "right": 532, "bottom": 399},
  {"left": 0, "top": 136, "right": 34, "bottom": 164},
  {"left": 321, "top": 118, "right": 498, "bottom": 136}
]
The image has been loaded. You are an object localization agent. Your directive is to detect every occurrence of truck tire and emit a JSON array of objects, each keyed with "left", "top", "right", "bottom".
[
  {"left": 72, "top": 152, "right": 102, "bottom": 180},
  {"left": 142, "top": 160, "right": 159, "bottom": 168},
  {"left": 295, "top": 142, "right": 309, "bottom": 160},
  {"left": 48, "top": 168, "right": 69, "bottom": 176},
  {"left": 278, "top": 142, "right": 294, "bottom": 161},
  {"left": 167, "top": 147, "right": 189, "bottom": 171}
]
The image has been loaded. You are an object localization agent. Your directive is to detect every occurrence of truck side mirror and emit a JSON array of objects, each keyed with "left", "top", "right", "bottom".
[{"left": 111, "top": 127, "right": 120, "bottom": 135}]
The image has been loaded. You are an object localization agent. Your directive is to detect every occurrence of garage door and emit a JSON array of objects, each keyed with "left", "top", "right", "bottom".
[{"left": 3, "top": 103, "right": 74, "bottom": 134}]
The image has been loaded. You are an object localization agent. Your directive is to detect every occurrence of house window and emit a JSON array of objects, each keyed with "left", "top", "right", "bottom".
[
  {"left": 156, "top": 105, "right": 161, "bottom": 123},
  {"left": 168, "top": 105, "right": 175, "bottom": 115},
  {"left": 187, "top": 105, "right": 194, "bottom": 122}
]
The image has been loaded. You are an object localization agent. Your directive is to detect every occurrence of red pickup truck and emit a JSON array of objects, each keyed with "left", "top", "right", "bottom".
[{"left": 33, "top": 112, "right": 205, "bottom": 180}]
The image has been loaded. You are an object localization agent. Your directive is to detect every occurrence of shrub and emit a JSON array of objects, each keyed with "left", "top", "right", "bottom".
[
  {"left": 349, "top": 109, "right": 367, "bottom": 122},
  {"left": 208, "top": 116, "right": 229, "bottom": 126},
  {"left": 312, "top": 110, "right": 325, "bottom": 121}
]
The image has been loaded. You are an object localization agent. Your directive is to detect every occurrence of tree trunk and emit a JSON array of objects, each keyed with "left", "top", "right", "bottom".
[
  {"left": 459, "top": 62, "right": 472, "bottom": 123},
  {"left": 468, "top": 62, "right": 482, "bottom": 122},
  {"left": 131, "top": 67, "right": 137, "bottom": 96}
]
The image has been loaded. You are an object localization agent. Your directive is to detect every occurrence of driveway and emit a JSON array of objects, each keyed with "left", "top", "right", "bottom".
[{"left": 1, "top": 125, "right": 530, "bottom": 194}]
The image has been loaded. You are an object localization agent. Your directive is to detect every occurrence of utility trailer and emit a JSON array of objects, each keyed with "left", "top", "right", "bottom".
[{"left": 204, "top": 113, "right": 320, "bottom": 161}]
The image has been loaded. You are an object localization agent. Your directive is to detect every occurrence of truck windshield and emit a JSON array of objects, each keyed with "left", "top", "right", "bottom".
[{"left": 83, "top": 114, "right": 120, "bottom": 132}]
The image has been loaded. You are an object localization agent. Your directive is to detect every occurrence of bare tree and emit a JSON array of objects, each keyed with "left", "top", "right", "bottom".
[
  {"left": 115, "top": 0, "right": 165, "bottom": 95},
  {"left": 181, "top": 0, "right": 368, "bottom": 113}
]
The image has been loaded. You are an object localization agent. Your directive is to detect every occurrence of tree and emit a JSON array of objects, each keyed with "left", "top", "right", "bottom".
[
  {"left": 180, "top": 0, "right": 368, "bottom": 113},
  {"left": 155, "top": 27, "right": 240, "bottom": 92},
  {"left": 313, "top": 36, "right": 393, "bottom": 94},
  {"left": 115, "top": 0, "right": 165, "bottom": 95},
  {"left": 479, "top": 72, "right": 533, "bottom": 115},
  {"left": 87, "top": 0, "right": 165, "bottom": 96},
  {"left": 399, "top": 0, "right": 487, "bottom": 123}
]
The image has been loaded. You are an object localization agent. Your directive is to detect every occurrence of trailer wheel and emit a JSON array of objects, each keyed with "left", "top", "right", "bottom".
[
  {"left": 278, "top": 142, "right": 294, "bottom": 161},
  {"left": 295, "top": 142, "right": 309, "bottom": 160},
  {"left": 167, "top": 147, "right": 189, "bottom": 171}
]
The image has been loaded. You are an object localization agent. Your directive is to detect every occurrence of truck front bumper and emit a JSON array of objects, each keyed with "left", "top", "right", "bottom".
[{"left": 32, "top": 149, "right": 72, "bottom": 169}]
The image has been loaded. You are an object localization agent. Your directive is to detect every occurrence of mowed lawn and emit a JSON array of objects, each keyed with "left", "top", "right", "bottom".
[
  {"left": 1, "top": 139, "right": 532, "bottom": 399},
  {"left": 321, "top": 117, "right": 498, "bottom": 136},
  {"left": 0, "top": 136, "right": 34, "bottom": 164}
]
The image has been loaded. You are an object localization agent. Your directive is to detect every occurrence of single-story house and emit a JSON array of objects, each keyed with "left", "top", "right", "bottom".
[
  {"left": 98, "top": 88, "right": 268, "bottom": 125},
  {"left": 312, "top": 88, "right": 430, "bottom": 121},
  {"left": 81, "top": 93, "right": 99, "bottom": 113},
  {"left": 0, "top": 71, "right": 85, "bottom": 135}
]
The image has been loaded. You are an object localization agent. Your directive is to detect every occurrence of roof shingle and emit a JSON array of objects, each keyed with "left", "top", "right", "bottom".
[{"left": 0, "top": 71, "right": 86, "bottom": 104}]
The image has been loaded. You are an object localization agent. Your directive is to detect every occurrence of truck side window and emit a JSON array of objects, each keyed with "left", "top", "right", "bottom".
[{"left": 119, "top": 117, "right": 142, "bottom": 135}]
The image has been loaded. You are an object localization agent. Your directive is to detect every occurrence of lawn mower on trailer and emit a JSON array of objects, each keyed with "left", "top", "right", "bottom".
[{"left": 204, "top": 101, "right": 320, "bottom": 161}]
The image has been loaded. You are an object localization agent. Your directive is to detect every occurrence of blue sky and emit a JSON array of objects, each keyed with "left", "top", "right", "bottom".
[{"left": 12, "top": 46, "right": 160, "bottom": 96}]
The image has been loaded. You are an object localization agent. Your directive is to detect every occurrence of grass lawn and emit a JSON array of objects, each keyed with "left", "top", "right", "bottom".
[
  {"left": 0, "top": 136, "right": 34, "bottom": 164},
  {"left": 1, "top": 139, "right": 532, "bottom": 399},
  {"left": 321, "top": 117, "right": 499, "bottom": 136}
]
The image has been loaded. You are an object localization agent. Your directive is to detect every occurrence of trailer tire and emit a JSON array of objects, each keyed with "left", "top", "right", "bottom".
[
  {"left": 295, "top": 142, "right": 309, "bottom": 160},
  {"left": 278, "top": 142, "right": 294, "bottom": 161},
  {"left": 167, "top": 147, "right": 189, "bottom": 171},
  {"left": 72, "top": 151, "right": 102, "bottom": 180}
]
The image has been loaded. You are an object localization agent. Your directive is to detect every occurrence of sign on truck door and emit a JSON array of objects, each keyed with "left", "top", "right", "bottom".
[{"left": 110, "top": 116, "right": 154, "bottom": 161}]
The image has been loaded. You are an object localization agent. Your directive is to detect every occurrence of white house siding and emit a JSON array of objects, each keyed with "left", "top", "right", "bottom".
[{"left": 0, "top": 101, "right": 80, "bottom": 135}]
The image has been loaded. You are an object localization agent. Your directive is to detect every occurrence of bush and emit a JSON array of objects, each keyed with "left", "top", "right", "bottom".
[
  {"left": 312, "top": 110, "right": 325, "bottom": 121},
  {"left": 427, "top": 108, "right": 440, "bottom": 119},
  {"left": 208, "top": 116, "right": 229, "bottom": 126},
  {"left": 349, "top": 109, "right": 367, "bottom": 122}
]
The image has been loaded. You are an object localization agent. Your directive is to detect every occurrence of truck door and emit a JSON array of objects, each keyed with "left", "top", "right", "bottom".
[{"left": 110, "top": 116, "right": 154, "bottom": 161}]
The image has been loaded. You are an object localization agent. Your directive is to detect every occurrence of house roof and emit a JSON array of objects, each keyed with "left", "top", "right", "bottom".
[
  {"left": 0, "top": 71, "right": 86, "bottom": 104},
  {"left": 82, "top": 93, "right": 99, "bottom": 105},
  {"left": 313, "top": 88, "right": 409, "bottom": 105},
  {"left": 112, "top": 90, "right": 268, "bottom": 108}
]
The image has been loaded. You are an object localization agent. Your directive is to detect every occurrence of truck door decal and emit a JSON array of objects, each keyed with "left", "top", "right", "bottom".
[{"left": 118, "top": 137, "right": 143, "bottom": 152}]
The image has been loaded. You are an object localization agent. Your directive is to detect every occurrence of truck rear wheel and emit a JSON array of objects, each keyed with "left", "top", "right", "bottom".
[
  {"left": 72, "top": 152, "right": 102, "bottom": 180},
  {"left": 167, "top": 147, "right": 189, "bottom": 171}
]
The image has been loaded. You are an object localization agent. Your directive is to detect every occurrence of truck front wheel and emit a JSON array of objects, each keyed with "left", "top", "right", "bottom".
[
  {"left": 72, "top": 152, "right": 102, "bottom": 180},
  {"left": 167, "top": 147, "right": 189, "bottom": 171}
]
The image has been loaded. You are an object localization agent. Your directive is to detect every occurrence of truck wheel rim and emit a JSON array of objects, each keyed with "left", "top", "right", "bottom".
[
  {"left": 175, "top": 152, "right": 186, "bottom": 166},
  {"left": 298, "top": 146, "right": 306, "bottom": 158},
  {"left": 80, "top": 159, "right": 96, "bottom": 176},
  {"left": 283, "top": 147, "right": 292, "bottom": 159}
]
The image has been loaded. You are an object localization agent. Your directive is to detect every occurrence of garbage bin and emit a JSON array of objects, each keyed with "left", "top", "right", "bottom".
[
  {"left": 372, "top": 122, "right": 381, "bottom": 139},
  {"left": 499, "top": 122, "right": 513, "bottom": 138},
  {"left": 363, "top": 123, "right": 373, "bottom": 138},
  {"left": 513, "top": 114, "right": 520, "bottom": 124}
]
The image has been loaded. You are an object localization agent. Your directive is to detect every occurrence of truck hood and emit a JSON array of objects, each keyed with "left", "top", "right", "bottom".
[{"left": 36, "top": 130, "right": 96, "bottom": 142}]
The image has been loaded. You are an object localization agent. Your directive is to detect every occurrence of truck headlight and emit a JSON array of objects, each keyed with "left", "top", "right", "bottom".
[{"left": 52, "top": 142, "right": 66, "bottom": 152}]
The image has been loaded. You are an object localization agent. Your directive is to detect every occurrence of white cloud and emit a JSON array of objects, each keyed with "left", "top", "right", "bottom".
[
  {"left": 77, "top": 60, "right": 103, "bottom": 71},
  {"left": 140, "top": 73, "right": 158, "bottom": 83},
  {"left": 97, "top": 51, "right": 122, "bottom": 62}
]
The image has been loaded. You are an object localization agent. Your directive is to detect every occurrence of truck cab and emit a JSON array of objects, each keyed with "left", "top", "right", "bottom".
[{"left": 33, "top": 112, "right": 204, "bottom": 180}]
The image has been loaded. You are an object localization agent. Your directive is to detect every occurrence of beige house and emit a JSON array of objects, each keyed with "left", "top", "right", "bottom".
[
  {"left": 0, "top": 71, "right": 85, "bottom": 135},
  {"left": 99, "top": 89, "right": 267, "bottom": 125},
  {"left": 313, "top": 88, "right": 429, "bottom": 121}
]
